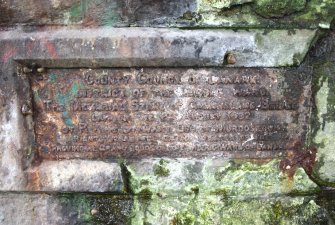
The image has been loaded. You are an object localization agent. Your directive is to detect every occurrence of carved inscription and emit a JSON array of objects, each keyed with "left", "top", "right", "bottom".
[{"left": 31, "top": 68, "right": 311, "bottom": 159}]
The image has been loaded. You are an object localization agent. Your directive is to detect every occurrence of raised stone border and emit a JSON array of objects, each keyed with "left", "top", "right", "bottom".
[{"left": 0, "top": 27, "right": 318, "bottom": 192}]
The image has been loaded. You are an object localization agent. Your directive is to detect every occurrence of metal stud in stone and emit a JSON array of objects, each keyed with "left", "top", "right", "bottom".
[
  {"left": 23, "top": 67, "right": 32, "bottom": 73},
  {"left": 226, "top": 53, "right": 236, "bottom": 65},
  {"left": 37, "top": 67, "right": 45, "bottom": 73},
  {"left": 21, "top": 103, "right": 32, "bottom": 115}
]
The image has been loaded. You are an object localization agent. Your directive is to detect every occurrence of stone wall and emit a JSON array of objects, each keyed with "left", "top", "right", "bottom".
[{"left": 0, "top": 0, "right": 335, "bottom": 224}]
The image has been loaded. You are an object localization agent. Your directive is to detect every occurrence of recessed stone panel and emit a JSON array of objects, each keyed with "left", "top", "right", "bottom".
[{"left": 30, "top": 68, "right": 311, "bottom": 159}]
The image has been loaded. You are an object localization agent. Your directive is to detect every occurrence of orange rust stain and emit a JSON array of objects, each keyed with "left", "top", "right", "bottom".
[
  {"left": 45, "top": 41, "right": 59, "bottom": 59},
  {"left": 27, "top": 168, "right": 41, "bottom": 191},
  {"left": 1, "top": 47, "right": 17, "bottom": 63},
  {"left": 279, "top": 141, "right": 317, "bottom": 179}
]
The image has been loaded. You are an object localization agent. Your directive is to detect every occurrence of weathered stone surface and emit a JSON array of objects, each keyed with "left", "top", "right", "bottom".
[
  {"left": 0, "top": 0, "right": 334, "bottom": 28},
  {"left": 252, "top": 0, "right": 307, "bottom": 18},
  {"left": 0, "top": 193, "right": 133, "bottom": 225},
  {"left": 0, "top": 28, "right": 316, "bottom": 67},
  {"left": 26, "top": 160, "right": 123, "bottom": 192},
  {"left": 0, "top": 0, "right": 197, "bottom": 27},
  {"left": 131, "top": 194, "right": 334, "bottom": 224},
  {"left": 199, "top": 0, "right": 254, "bottom": 12},
  {"left": 198, "top": 0, "right": 335, "bottom": 29},
  {"left": 125, "top": 158, "right": 318, "bottom": 197},
  {"left": 0, "top": 193, "right": 64, "bottom": 225},
  {"left": 0, "top": 192, "right": 334, "bottom": 225},
  {"left": 0, "top": 96, "right": 26, "bottom": 191},
  {"left": 309, "top": 32, "right": 335, "bottom": 187}
]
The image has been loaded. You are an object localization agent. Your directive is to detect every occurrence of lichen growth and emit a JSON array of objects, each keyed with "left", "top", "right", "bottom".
[
  {"left": 252, "top": 0, "right": 306, "bottom": 18},
  {"left": 126, "top": 158, "right": 318, "bottom": 199},
  {"left": 130, "top": 194, "right": 327, "bottom": 224},
  {"left": 198, "top": 0, "right": 335, "bottom": 29},
  {"left": 59, "top": 194, "right": 92, "bottom": 224},
  {"left": 137, "top": 188, "right": 154, "bottom": 200},
  {"left": 113, "top": 139, "right": 333, "bottom": 225},
  {"left": 91, "top": 195, "right": 133, "bottom": 225},
  {"left": 310, "top": 46, "right": 335, "bottom": 186},
  {"left": 154, "top": 159, "right": 170, "bottom": 177},
  {"left": 171, "top": 211, "right": 196, "bottom": 225},
  {"left": 199, "top": 0, "right": 253, "bottom": 11}
]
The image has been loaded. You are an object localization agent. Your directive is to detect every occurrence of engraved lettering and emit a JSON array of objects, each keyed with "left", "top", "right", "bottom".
[{"left": 31, "top": 68, "right": 308, "bottom": 159}]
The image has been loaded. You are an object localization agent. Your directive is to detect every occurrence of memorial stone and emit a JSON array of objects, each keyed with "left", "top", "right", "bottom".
[{"left": 0, "top": 0, "right": 335, "bottom": 224}]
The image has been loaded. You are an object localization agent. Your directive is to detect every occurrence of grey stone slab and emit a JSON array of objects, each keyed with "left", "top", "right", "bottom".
[
  {"left": 0, "top": 193, "right": 64, "bottom": 225},
  {"left": 309, "top": 32, "right": 335, "bottom": 187},
  {"left": 0, "top": 193, "right": 134, "bottom": 225},
  {"left": 0, "top": 28, "right": 316, "bottom": 67},
  {"left": 0, "top": 94, "right": 27, "bottom": 191},
  {"left": 26, "top": 160, "right": 123, "bottom": 192}
]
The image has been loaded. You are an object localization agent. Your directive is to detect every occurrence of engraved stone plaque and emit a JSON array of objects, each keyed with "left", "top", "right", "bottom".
[{"left": 31, "top": 68, "right": 311, "bottom": 159}]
